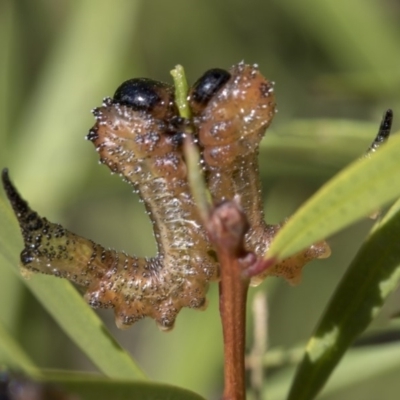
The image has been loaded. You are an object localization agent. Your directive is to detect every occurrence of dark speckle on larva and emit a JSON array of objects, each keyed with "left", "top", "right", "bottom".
[{"left": 259, "top": 81, "right": 274, "bottom": 98}]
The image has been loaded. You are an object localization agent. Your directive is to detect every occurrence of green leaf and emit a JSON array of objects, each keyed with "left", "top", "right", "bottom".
[
  {"left": 286, "top": 196, "right": 400, "bottom": 400},
  {"left": 39, "top": 372, "right": 206, "bottom": 400},
  {"left": 0, "top": 194, "right": 145, "bottom": 380},
  {"left": 171, "top": 64, "right": 191, "bottom": 119},
  {"left": 265, "top": 343, "right": 400, "bottom": 400},
  {"left": 0, "top": 322, "right": 39, "bottom": 377},
  {"left": 265, "top": 132, "right": 400, "bottom": 262},
  {"left": 27, "top": 277, "right": 145, "bottom": 380}
]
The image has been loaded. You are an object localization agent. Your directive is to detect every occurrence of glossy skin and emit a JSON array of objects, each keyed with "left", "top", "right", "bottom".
[
  {"left": 4, "top": 79, "right": 217, "bottom": 330},
  {"left": 3, "top": 64, "right": 330, "bottom": 329},
  {"left": 190, "top": 63, "right": 330, "bottom": 285}
]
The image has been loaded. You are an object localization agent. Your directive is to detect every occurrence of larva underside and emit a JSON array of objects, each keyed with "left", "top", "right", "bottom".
[{"left": 3, "top": 63, "right": 330, "bottom": 329}]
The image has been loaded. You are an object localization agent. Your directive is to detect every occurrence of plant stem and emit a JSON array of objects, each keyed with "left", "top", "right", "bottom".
[
  {"left": 206, "top": 200, "right": 252, "bottom": 400},
  {"left": 219, "top": 252, "right": 250, "bottom": 400},
  {"left": 170, "top": 64, "right": 191, "bottom": 119},
  {"left": 171, "top": 64, "right": 252, "bottom": 399}
]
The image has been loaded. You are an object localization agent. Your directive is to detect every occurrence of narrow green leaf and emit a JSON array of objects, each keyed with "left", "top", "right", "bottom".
[
  {"left": 266, "top": 344, "right": 400, "bottom": 400},
  {"left": 287, "top": 197, "right": 400, "bottom": 400},
  {"left": 0, "top": 195, "right": 145, "bottom": 380},
  {"left": 311, "top": 344, "right": 400, "bottom": 399},
  {"left": 184, "top": 137, "right": 211, "bottom": 222},
  {"left": 172, "top": 64, "right": 212, "bottom": 222},
  {"left": 266, "top": 132, "right": 400, "bottom": 262},
  {"left": 0, "top": 322, "right": 40, "bottom": 377},
  {"left": 38, "top": 373, "right": 206, "bottom": 400},
  {"left": 26, "top": 277, "right": 145, "bottom": 380},
  {"left": 171, "top": 64, "right": 191, "bottom": 119}
]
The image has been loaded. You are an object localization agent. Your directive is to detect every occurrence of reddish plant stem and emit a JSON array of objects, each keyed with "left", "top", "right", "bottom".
[
  {"left": 205, "top": 200, "right": 252, "bottom": 400},
  {"left": 219, "top": 251, "right": 250, "bottom": 400}
]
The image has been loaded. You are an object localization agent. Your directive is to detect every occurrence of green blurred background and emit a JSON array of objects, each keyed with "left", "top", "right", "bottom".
[{"left": 1, "top": 1, "right": 400, "bottom": 399}]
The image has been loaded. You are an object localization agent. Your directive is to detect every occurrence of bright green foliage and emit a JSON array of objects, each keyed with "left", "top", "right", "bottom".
[
  {"left": 287, "top": 197, "right": 400, "bottom": 399},
  {"left": 266, "top": 133, "right": 400, "bottom": 262}
]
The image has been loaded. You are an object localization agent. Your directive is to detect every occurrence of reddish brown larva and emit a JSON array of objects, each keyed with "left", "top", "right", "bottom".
[
  {"left": 3, "top": 79, "right": 218, "bottom": 330},
  {"left": 3, "top": 63, "right": 329, "bottom": 330},
  {"left": 190, "top": 63, "right": 330, "bottom": 285},
  {"left": 86, "top": 79, "right": 218, "bottom": 329}
]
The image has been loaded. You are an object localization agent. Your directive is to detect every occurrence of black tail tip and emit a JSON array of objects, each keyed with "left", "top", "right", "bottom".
[
  {"left": 381, "top": 109, "right": 393, "bottom": 136},
  {"left": 366, "top": 109, "right": 394, "bottom": 155},
  {"left": 385, "top": 108, "right": 393, "bottom": 118},
  {"left": 2, "top": 168, "right": 14, "bottom": 194},
  {"left": 1, "top": 168, "right": 30, "bottom": 217},
  {"left": 1, "top": 168, "right": 13, "bottom": 195},
  {"left": 2, "top": 167, "right": 9, "bottom": 183}
]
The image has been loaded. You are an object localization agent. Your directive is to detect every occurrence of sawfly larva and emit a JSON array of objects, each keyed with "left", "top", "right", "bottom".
[
  {"left": 3, "top": 78, "right": 217, "bottom": 330},
  {"left": 190, "top": 63, "right": 330, "bottom": 285},
  {"left": 3, "top": 63, "right": 331, "bottom": 329}
]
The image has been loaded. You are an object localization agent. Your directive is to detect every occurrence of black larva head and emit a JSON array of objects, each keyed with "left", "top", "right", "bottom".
[
  {"left": 191, "top": 68, "right": 231, "bottom": 105},
  {"left": 113, "top": 78, "right": 168, "bottom": 112}
]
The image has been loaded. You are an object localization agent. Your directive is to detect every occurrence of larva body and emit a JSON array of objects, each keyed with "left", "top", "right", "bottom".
[
  {"left": 190, "top": 63, "right": 274, "bottom": 246},
  {"left": 86, "top": 86, "right": 218, "bottom": 329},
  {"left": 4, "top": 79, "right": 217, "bottom": 330},
  {"left": 190, "top": 63, "right": 330, "bottom": 285},
  {"left": 3, "top": 63, "right": 330, "bottom": 329}
]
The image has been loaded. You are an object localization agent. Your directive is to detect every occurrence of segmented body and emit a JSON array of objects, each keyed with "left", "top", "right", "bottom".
[
  {"left": 191, "top": 63, "right": 330, "bottom": 285},
  {"left": 4, "top": 83, "right": 217, "bottom": 330},
  {"left": 3, "top": 63, "right": 330, "bottom": 329},
  {"left": 87, "top": 94, "right": 217, "bottom": 329}
]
